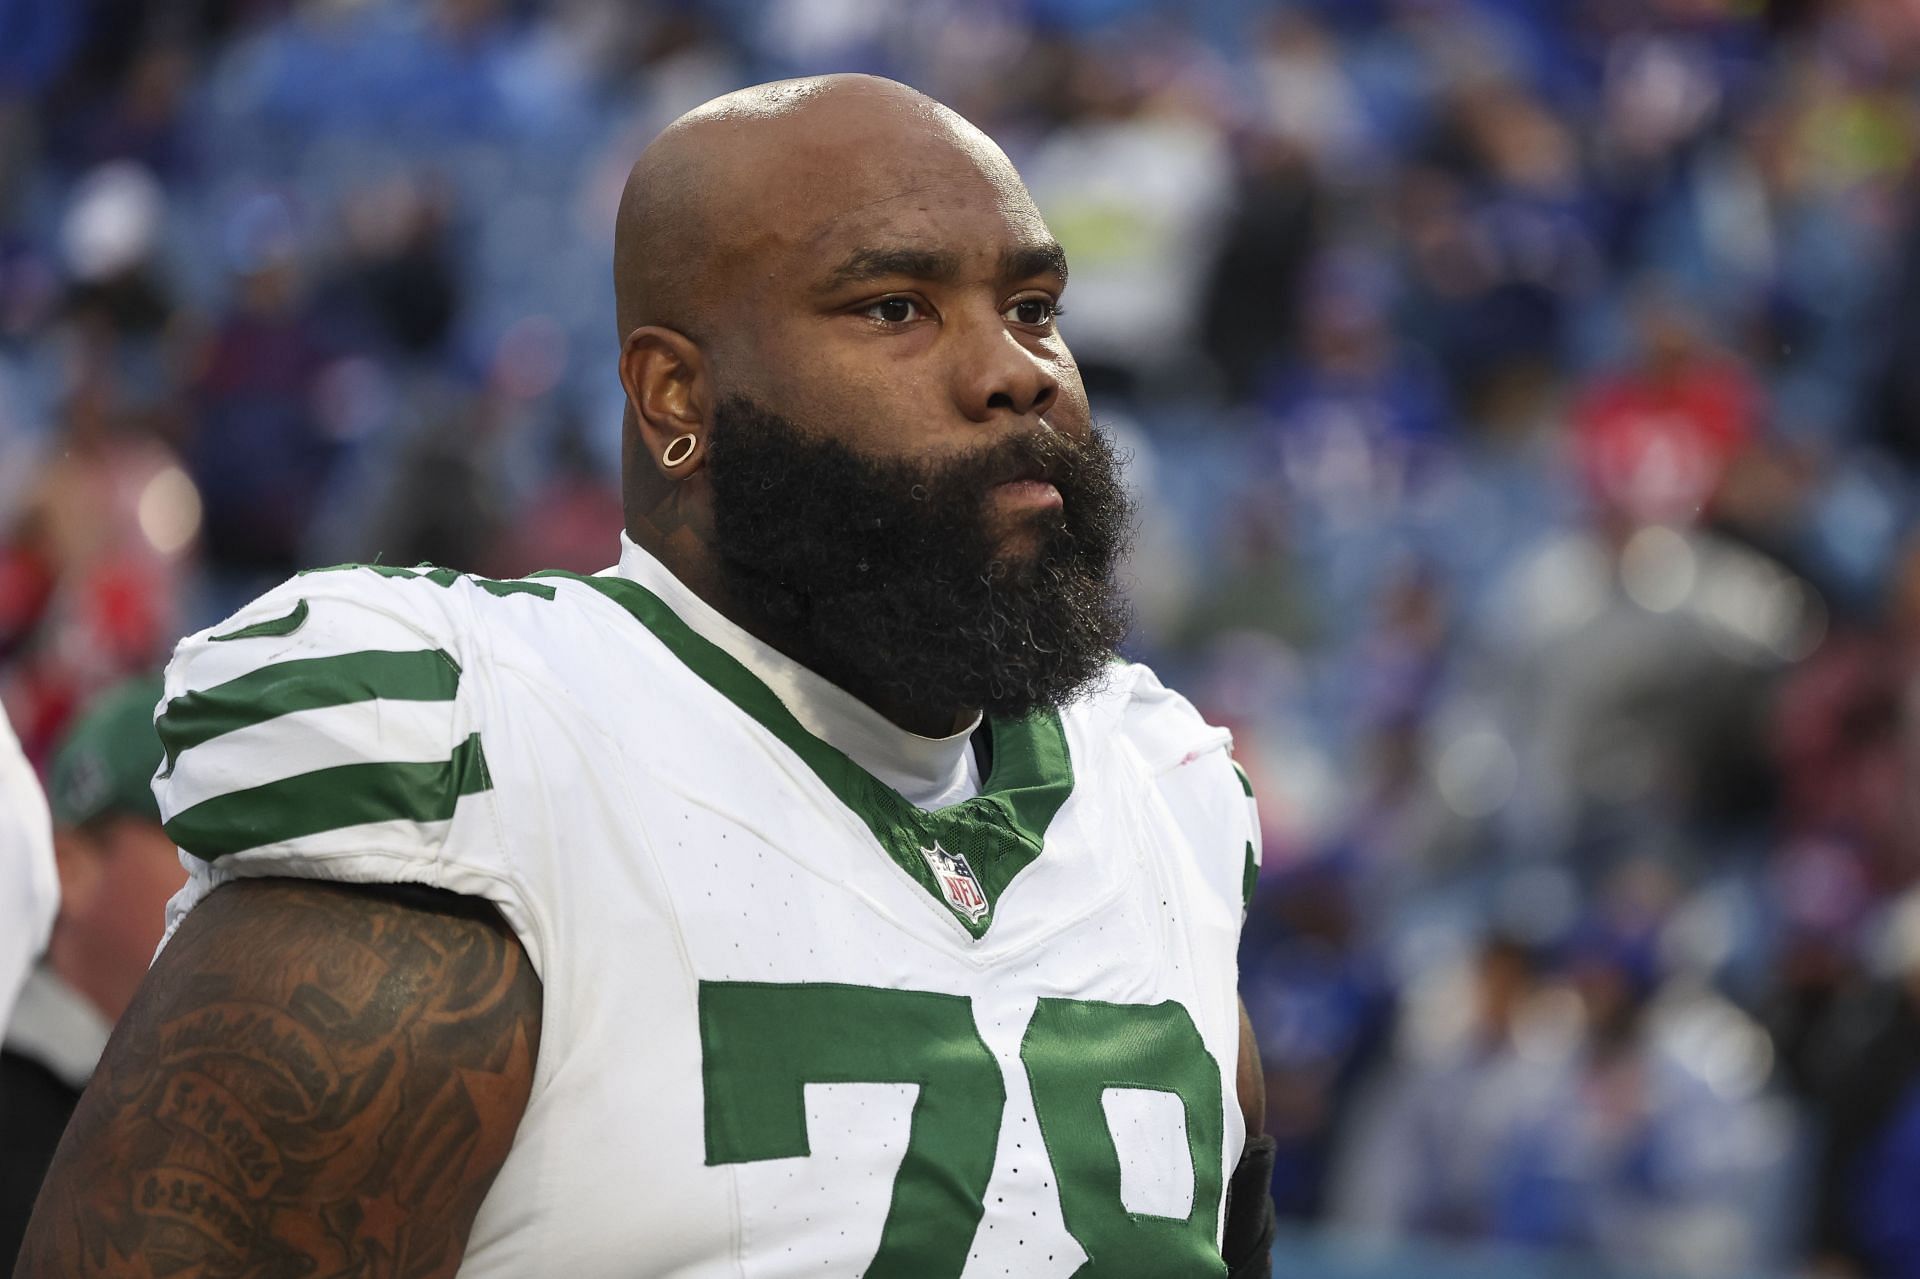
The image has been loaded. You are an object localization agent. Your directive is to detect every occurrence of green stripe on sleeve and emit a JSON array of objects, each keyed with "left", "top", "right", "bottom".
[
  {"left": 210, "top": 597, "right": 309, "bottom": 642},
  {"left": 165, "top": 733, "right": 491, "bottom": 862},
  {"left": 157, "top": 649, "right": 462, "bottom": 771}
]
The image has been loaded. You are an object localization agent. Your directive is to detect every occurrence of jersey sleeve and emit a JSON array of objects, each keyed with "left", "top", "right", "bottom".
[
  {"left": 1119, "top": 663, "right": 1263, "bottom": 918},
  {"left": 152, "top": 567, "right": 545, "bottom": 974}
]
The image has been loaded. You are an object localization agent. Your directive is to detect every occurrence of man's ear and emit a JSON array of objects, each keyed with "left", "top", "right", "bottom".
[{"left": 620, "top": 325, "right": 711, "bottom": 478}]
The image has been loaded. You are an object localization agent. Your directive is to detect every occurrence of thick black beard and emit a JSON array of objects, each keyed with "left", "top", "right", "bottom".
[{"left": 704, "top": 396, "right": 1134, "bottom": 720}]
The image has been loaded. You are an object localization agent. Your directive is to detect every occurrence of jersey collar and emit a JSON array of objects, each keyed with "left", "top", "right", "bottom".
[
  {"left": 610, "top": 535, "right": 982, "bottom": 808},
  {"left": 542, "top": 546, "right": 1075, "bottom": 939}
]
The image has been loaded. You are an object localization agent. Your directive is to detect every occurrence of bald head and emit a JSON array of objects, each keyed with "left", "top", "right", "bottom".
[{"left": 612, "top": 75, "right": 1030, "bottom": 343}]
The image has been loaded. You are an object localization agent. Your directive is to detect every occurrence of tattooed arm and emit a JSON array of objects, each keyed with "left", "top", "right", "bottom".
[{"left": 15, "top": 878, "right": 542, "bottom": 1278}]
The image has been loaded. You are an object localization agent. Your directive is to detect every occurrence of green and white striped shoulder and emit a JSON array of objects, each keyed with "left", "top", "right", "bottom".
[{"left": 153, "top": 564, "right": 522, "bottom": 866}]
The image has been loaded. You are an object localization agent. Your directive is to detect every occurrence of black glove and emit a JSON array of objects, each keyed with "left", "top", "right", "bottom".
[{"left": 1221, "top": 1133, "right": 1277, "bottom": 1278}]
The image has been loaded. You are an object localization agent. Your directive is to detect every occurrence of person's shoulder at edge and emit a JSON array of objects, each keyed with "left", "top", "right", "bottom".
[{"left": 0, "top": 704, "right": 58, "bottom": 1032}]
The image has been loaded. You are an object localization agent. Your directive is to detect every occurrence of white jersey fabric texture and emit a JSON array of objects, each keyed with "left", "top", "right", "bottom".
[
  {"left": 0, "top": 706, "right": 59, "bottom": 1034},
  {"left": 153, "top": 542, "right": 1262, "bottom": 1278}
]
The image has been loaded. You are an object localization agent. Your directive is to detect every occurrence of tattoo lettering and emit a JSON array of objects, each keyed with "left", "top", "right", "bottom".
[
  {"left": 136, "top": 1167, "right": 255, "bottom": 1257},
  {"left": 15, "top": 879, "right": 542, "bottom": 1279},
  {"left": 159, "top": 1004, "right": 339, "bottom": 1110},
  {"left": 156, "top": 1072, "right": 283, "bottom": 1194}
]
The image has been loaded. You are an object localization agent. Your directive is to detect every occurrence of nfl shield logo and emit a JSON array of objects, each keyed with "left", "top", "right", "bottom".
[{"left": 919, "top": 841, "right": 989, "bottom": 925}]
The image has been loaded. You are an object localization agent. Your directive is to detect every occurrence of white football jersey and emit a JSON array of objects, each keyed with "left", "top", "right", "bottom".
[{"left": 154, "top": 539, "right": 1261, "bottom": 1278}]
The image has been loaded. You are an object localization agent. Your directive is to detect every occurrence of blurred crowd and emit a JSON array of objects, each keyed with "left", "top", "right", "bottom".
[{"left": 6, "top": 0, "right": 1920, "bottom": 1274}]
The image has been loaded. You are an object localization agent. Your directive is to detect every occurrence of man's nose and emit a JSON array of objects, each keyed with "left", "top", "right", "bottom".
[{"left": 953, "top": 321, "right": 1059, "bottom": 423}]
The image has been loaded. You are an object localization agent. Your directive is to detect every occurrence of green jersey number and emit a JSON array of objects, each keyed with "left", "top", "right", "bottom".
[{"left": 698, "top": 981, "right": 1226, "bottom": 1278}]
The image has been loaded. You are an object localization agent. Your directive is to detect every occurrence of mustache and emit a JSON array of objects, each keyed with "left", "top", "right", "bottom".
[
  {"left": 841, "top": 429, "right": 1083, "bottom": 533},
  {"left": 895, "top": 428, "right": 1101, "bottom": 507}
]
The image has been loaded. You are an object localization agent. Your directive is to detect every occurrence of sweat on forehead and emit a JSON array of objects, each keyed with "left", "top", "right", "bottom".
[{"left": 613, "top": 75, "right": 1031, "bottom": 338}]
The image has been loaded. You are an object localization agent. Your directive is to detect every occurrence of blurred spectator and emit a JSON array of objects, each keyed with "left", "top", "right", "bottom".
[
  {"left": 0, "top": 675, "right": 177, "bottom": 1267},
  {"left": 1397, "top": 76, "right": 1601, "bottom": 414},
  {"left": 1572, "top": 289, "right": 1760, "bottom": 530},
  {"left": 315, "top": 175, "right": 461, "bottom": 362},
  {"left": 1200, "top": 130, "right": 1319, "bottom": 400},
  {"left": 1865, "top": 184, "right": 1920, "bottom": 470},
  {"left": 52, "top": 39, "right": 195, "bottom": 177},
  {"left": 0, "top": 197, "right": 195, "bottom": 760},
  {"left": 1240, "top": 859, "right": 1392, "bottom": 1221},
  {"left": 1765, "top": 527, "right": 1920, "bottom": 1274},
  {"left": 1410, "top": 513, "right": 1815, "bottom": 881},
  {"left": 57, "top": 160, "right": 173, "bottom": 339},
  {"left": 1331, "top": 933, "right": 1569, "bottom": 1239},
  {"left": 485, "top": 415, "right": 624, "bottom": 577},
  {"left": 354, "top": 376, "right": 512, "bottom": 571},
  {"left": 184, "top": 194, "right": 344, "bottom": 598},
  {"left": 1769, "top": 532, "right": 1920, "bottom": 898},
  {"left": 1796, "top": 884, "right": 1920, "bottom": 1277},
  {"left": 1020, "top": 40, "right": 1234, "bottom": 396},
  {"left": 1334, "top": 919, "right": 1795, "bottom": 1275},
  {"left": 1257, "top": 249, "right": 1453, "bottom": 515},
  {"left": 1174, "top": 496, "right": 1317, "bottom": 652}
]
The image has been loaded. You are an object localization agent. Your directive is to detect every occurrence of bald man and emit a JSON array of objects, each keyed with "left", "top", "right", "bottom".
[{"left": 19, "top": 77, "right": 1275, "bottom": 1278}]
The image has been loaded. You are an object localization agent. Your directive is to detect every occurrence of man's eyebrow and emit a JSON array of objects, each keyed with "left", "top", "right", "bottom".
[
  {"left": 818, "top": 246, "right": 962, "bottom": 292},
  {"left": 1003, "top": 241, "right": 1068, "bottom": 286}
]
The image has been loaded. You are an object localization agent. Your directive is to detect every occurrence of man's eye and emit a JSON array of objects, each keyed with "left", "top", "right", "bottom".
[
  {"left": 1007, "top": 298, "right": 1061, "bottom": 327},
  {"left": 863, "top": 297, "right": 923, "bottom": 324}
]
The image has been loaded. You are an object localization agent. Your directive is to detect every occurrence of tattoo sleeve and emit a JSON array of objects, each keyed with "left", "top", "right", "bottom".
[{"left": 15, "top": 878, "right": 542, "bottom": 1278}]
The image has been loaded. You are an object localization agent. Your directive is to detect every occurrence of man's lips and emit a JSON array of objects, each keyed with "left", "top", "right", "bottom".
[{"left": 989, "top": 478, "right": 1064, "bottom": 512}]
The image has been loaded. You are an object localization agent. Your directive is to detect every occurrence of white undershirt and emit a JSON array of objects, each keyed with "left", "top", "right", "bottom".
[{"left": 614, "top": 534, "right": 983, "bottom": 810}]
